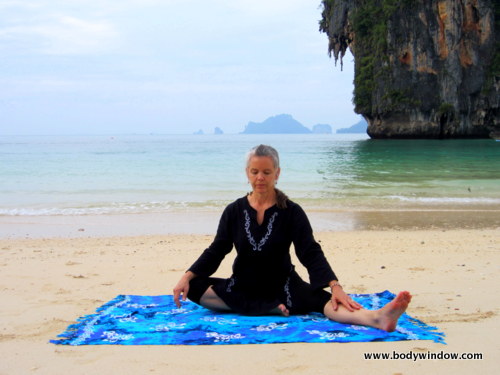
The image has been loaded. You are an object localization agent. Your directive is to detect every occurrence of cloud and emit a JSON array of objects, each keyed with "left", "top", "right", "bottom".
[
  {"left": 216, "top": 0, "right": 313, "bottom": 16},
  {"left": 0, "top": 14, "right": 118, "bottom": 55},
  {"left": 1, "top": 0, "right": 357, "bottom": 134},
  {"left": 40, "top": 15, "right": 118, "bottom": 55}
]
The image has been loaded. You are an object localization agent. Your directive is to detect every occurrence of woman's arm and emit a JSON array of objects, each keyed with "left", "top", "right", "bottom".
[
  {"left": 187, "top": 204, "right": 234, "bottom": 277},
  {"left": 172, "top": 203, "right": 235, "bottom": 307},
  {"left": 291, "top": 203, "right": 361, "bottom": 311},
  {"left": 291, "top": 203, "right": 337, "bottom": 289}
]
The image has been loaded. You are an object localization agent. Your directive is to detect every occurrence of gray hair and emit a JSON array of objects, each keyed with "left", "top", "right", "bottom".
[
  {"left": 246, "top": 144, "right": 280, "bottom": 169},
  {"left": 246, "top": 144, "right": 288, "bottom": 208}
]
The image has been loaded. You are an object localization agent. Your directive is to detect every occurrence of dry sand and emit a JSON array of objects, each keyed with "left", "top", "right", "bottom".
[{"left": 1, "top": 221, "right": 499, "bottom": 374}]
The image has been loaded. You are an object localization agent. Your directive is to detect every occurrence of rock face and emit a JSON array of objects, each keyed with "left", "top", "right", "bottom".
[
  {"left": 320, "top": 0, "right": 499, "bottom": 138},
  {"left": 336, "top": 118, "right": 368, "bottom": 133}
]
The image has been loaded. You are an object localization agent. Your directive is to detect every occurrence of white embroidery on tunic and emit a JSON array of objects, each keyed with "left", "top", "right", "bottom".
[
  {"left": 243, "top": 210, "right": 278, "bottom": 251},
  {"left": 284, "top": 277, "right": 292, "bottom": 307},
  {"left": 226, "top": 277, "right": 235, "bottom": 293}
]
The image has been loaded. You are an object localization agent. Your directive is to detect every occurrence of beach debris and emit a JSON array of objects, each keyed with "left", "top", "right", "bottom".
[{"left": 66, "top": 274, "right": 86, "bottom": 279}]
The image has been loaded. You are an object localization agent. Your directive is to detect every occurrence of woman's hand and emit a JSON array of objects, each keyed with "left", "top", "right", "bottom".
[
  {"left": 329, "top": 282, "right": 362, "bottom": 312},
  {"left": 173, "top": 271, "right": 196, "bottom": 308}
]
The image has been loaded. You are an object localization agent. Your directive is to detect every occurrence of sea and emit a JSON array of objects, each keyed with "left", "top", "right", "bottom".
[{"left": 1, "top": 133, "right": 500, "bottom": 218}]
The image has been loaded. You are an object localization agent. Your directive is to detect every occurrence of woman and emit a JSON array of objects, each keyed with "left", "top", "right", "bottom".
[{"left": 173, "top": 144, "right": 411, "bottom": 332}]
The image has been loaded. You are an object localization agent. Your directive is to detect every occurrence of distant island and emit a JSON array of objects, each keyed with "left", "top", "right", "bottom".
[
  {"left": 336, "top": 119, "right": 368, "bottom": 134},
  {"left": 195, "top": 115, "right": 360, "bottom": 135},
  {"left": 312, "top": 124, "right": 332, "bottom": 134},
  {"left": 241, "top": 114, "right": 312, "bottom": 134},
  {"left": 241, "top": 114, "right": 334, "bottom": 134}
]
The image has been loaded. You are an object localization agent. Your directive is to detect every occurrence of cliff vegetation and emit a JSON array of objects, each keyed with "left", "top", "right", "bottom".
[{"left": 320, "top": 0, "right": 499, "bottom": 138}]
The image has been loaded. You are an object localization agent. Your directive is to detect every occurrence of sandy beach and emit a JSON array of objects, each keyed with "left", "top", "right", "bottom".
[{"left": 1, "top": 213, "right": 499, "bottom": 374}]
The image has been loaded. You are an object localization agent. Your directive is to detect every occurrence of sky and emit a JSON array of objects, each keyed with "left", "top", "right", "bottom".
[{"left": 0, "top": 0, "right": 358, "bottom": 135}]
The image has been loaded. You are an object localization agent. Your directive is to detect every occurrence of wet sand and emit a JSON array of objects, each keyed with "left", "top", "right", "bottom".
[{"left": 0, "top": 208, "right": 498, "bottom": 239}]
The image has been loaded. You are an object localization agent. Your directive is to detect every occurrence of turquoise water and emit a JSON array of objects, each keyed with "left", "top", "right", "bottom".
[{"left": 1, "top": 134, "right": 499, "bottom": 215}]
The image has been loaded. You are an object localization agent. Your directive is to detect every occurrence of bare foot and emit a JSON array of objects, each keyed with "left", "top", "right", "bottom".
[
  {"left": 278, "top": 304, "right": 290, "bottom": 317},
  {"left": 270, "top": 303, "right": 290, "bottom": 317},
  {"left": 374, "top": 291, "right": 412, "bottom": 332}
]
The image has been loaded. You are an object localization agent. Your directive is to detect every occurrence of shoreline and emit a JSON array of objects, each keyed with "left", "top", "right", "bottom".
[
  {"left": 1, "top": 228, "right": 498, "bottom": 374},
  {"left": 0, "top": 208, "right": 498, "bottom": 239}
]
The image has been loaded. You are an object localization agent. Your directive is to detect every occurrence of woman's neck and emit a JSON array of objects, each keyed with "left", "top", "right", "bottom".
[{"left": 248, "top": 189, "right": 276, "bottom": 209}]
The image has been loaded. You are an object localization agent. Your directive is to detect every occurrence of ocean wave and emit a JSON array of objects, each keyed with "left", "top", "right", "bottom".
[
  {"left": 0, "top": 206, "right": 164, "bottom": 216},
  {"left": 387, "top": 195, "right": 500, "bottom": 204},
  {"left": 3, "top": 195, "right": 500, "bottom": 217},
  {"left": 0, "top": 201, "right": 229, "bottom": 216}
]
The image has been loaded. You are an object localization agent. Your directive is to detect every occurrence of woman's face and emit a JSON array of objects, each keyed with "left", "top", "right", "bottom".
[{"left": 246, "top": 156, "right": 280, "bottom": 195}]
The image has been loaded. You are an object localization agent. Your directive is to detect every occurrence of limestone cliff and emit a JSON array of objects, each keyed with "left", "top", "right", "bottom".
[{"left": 320, "top": 0, "right": 499, "bottom": 138}]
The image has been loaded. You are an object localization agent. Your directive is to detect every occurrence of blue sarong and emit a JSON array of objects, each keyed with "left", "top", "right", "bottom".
[{"left": 51, "top": 290, "right": 445, "bottom": 345}]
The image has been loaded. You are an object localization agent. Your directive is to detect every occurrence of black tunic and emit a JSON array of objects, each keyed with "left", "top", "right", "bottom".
[{"left": 188, "top": 196, "right": 337, "bottom": 315}]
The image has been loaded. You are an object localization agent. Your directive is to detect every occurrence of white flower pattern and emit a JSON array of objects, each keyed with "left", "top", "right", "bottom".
[
  {"left": 206, "top": 332, "right": 245, "bottom": 343},
  {"left": 306, "top": 330, "right": 350, "bottom": 341},
  {"left": 200, "top": 316, "right": 238, "bottom": 325},
  {"left": 251, "top": 322, "right": 288, "bottom": 332},
  {"left": 153, "top": 322, "right": 186, "bottom": 331},
  {"left": 102, "top": 330, "right": 134, "bottom": 343}
]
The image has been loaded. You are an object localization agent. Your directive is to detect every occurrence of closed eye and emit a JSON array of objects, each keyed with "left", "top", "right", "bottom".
[{"left": 250, "top": 169, "right": 272, "bottom": 175}]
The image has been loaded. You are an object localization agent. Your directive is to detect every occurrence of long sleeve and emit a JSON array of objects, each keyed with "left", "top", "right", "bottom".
[
  {"left": 290, "top": 203, "right": 337, "bottom": 290},
  {"left": 188, "top": 204, "right": 234, "bottom": 277}
]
